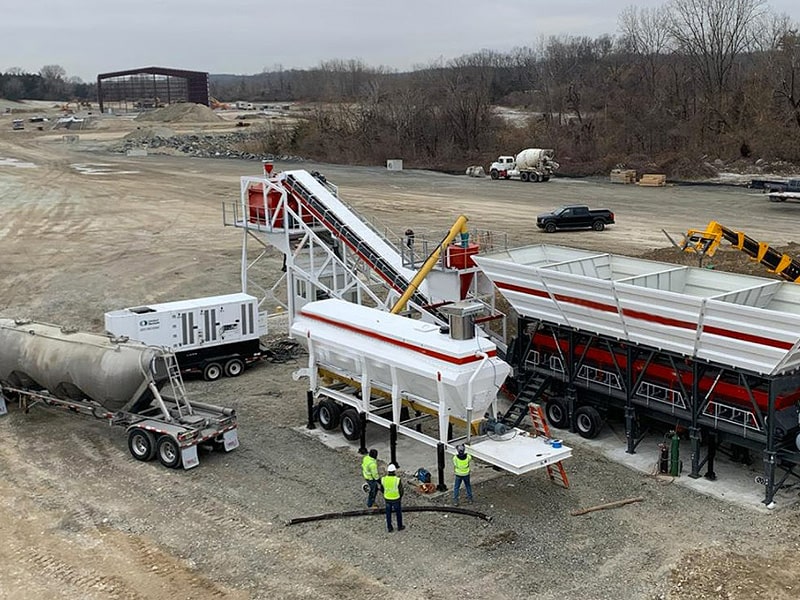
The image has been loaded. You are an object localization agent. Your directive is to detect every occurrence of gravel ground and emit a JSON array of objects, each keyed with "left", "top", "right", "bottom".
[{"left": 2, "top": 115, "right": 800, "bottom": 599}]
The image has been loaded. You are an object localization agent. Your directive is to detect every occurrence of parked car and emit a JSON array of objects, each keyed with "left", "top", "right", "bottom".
[{"left": 536, "top": 205, "right": 615, "bottom": 233}]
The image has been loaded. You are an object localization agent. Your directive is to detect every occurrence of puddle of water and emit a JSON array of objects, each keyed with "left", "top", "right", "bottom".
[
  {"left": 0, "top": 157, "right": 37, "bottom": 169},
  {"left": 70, "top": 163, "right": 139, "bottom": 175}
]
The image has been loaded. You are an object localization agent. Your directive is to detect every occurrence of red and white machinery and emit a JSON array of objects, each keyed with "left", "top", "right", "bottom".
[
  {"left": 223, "top": 165, "right": 569, "bottom": 487},
  {"left": 474, "top": 244, "right": 800, "bottom": 506}
]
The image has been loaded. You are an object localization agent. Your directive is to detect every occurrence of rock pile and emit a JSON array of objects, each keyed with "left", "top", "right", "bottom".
[{"left": 112, "top": 130, "right": 303, "bottom": 162}]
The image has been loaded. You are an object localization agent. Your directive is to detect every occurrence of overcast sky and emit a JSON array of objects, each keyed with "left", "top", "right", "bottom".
[{"left": 2, "top": 0, "right": 799, "bottom": 81}]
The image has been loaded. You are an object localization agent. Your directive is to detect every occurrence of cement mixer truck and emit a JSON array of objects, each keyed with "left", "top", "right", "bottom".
[
  {"left": 0, "top": 318, "right": 239, "bottom": 469},
  {"left": 489, "top": 148, "right": 558, "bottom": 182}
]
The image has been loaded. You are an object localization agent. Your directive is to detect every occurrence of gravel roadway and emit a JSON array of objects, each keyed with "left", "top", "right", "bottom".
[{"left": 2, "top": 116, "right": 800, "bottom": 599}]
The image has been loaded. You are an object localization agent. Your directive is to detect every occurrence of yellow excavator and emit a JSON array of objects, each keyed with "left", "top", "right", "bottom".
[{"left": 671, "top": 221, "right": 800, "bottom": 283}]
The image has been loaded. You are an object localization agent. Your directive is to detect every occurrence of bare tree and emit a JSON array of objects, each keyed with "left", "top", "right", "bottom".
[{"left": 667, "top": 0, "right": 765, "bottom": 100}]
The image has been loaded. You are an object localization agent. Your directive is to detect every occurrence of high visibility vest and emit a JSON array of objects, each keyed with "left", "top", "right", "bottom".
[
  {"left": 362, "top": 455, "right": 379, "bottom": 480},
  {"left": 453, "top": 453, "right": 471, "bottom": 476},
  {"left": 382, "top": 475, "right": 401, "bottom": 500}
]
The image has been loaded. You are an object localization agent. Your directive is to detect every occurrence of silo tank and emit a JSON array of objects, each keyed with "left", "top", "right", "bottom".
[{"left": 0, "top": 318, "right": 164, "bottom": 411}]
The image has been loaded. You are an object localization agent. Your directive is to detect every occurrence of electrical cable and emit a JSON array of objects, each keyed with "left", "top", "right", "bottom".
[{"left": 287, "top": 505, "right": 492, "bottom": 526}]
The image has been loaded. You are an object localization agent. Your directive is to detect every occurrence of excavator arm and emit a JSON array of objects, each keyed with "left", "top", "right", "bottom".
[{"left": 681, "top": 221, "right": 800, "bottom": 282}]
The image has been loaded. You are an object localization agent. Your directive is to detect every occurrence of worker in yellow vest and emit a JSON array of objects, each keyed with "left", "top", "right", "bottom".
[
  {"left": 381, "top": 464, "right": 404, "bottom": 532},
  {"left": 453, "top": 444, "right": 473, "bottom": 505},
  {"left": 361, "top": 448, "right": 380, "bottom": 509}
]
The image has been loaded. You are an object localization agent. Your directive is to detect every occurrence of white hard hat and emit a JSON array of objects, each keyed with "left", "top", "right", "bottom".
[{"left": 387, "top": 463, "right": 397, "bottom": 473}]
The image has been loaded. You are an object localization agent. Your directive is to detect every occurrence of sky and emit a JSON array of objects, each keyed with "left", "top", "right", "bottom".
[{"left": 2, "top": 0, "right": 799, "bottom": 82}]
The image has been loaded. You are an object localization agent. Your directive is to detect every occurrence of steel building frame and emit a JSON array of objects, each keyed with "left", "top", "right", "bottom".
[{"left": 96, "top": 66, "right": 209, "bottom": 113}]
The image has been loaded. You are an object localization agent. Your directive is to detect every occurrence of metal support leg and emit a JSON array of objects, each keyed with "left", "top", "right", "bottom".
[
  {"left": 624, "top": 405, "right": 636, "bottom": 455},
  {"left": 763, "top": 450, "right": 777, "bottom": 507},
  {"left": 436, "top": 442, "right": 448, "bottom": 492},
  {"left": 306, "top": 390, "right": 315, "bottom": 430},
  {"left": 566, "top": 387, "right": 577, "bottom": 434},
  {"left": 358, "top": 412, "right": 367, "bottom": 455},
  {"left": 705, "top": 432, "right": 716, "bottom": 481},
  {"left": 390, "top": 423, "right": 399, "bottom": 468},
  {"left": 688, "top": 426, "right": 701, "bottom": 479}
]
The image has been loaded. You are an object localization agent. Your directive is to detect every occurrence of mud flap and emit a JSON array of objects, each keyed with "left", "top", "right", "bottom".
[
  {"left": 181, "top": 445, "right": 199, "bottom": 469},
  {"left": 223, "top": 428, "right": 239, "bottom": 451}
]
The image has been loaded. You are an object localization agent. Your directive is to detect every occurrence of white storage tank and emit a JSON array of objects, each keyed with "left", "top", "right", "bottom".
[
  {"left": 0, "top": 318, "right": 164, "bottom": 411},
  {"left": 290, "top": 299, "right": 510, "bottom": 421}
]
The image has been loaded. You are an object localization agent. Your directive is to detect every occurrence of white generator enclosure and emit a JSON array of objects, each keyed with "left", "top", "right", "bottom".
[{"left": 105, "top": 293, "right": 261, "bottom": 351}]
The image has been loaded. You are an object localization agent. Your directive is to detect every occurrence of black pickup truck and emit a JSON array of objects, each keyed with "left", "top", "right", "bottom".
[{"left": 536, "top": 205, "right": 615, "bottom": 233}]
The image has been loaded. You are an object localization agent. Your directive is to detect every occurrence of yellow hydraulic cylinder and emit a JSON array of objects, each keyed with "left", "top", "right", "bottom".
[{"left": 390, "top": 215, "right": 469, "bottom": 314}]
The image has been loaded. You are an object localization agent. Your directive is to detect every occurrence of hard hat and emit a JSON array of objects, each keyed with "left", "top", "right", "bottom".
[{"left": 387, "top": 463, "right": 397, "bottom": 473}]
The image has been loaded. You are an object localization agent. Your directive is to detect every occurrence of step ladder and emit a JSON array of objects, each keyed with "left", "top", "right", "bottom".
[
  {"left": 164, "top": 352, "right": 193, "bottom": 418},
  {"left": 529, "top": 402, "right": 569, "bottom": 489}
]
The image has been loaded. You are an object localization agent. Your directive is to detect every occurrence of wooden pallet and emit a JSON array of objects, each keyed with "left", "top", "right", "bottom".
[
  {"left": 637, "top": 173, "right": 666, "bottom": 187},
  {"left": 610, "top": 169, "right": 636, "bottom": 184}
]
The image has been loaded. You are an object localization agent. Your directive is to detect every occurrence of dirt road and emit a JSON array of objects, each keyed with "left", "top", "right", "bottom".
[{"left": 2, "top": 118, "right": 800, "bottom": 600}]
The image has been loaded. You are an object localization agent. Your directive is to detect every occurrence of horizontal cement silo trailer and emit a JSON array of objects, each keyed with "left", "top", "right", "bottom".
[{"left": 0, "top": 318, "right": 239, "bottom": 469}]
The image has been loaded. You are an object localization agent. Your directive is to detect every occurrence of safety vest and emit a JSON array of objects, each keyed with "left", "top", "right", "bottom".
[
  {"left": 382, "top": 475, "right": 401, "bottom": 500},
  {"left": 453, "top": 453, "right": 471, "bottom": 476},
  {"left": 362, "top": 455, "right": 379, "bottom": 480}
]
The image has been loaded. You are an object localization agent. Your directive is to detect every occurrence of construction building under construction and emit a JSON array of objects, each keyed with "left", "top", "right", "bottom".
[{"left": 96, "top": 66, "right": 209, "bottom": 113}]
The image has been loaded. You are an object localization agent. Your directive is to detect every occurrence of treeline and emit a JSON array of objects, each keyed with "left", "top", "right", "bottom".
[
  {"left": 214, "top": 0, "right": 800, "bottom": 176},
  {"left": 1, "top": 65, "right": 94, "bottom": 102}
]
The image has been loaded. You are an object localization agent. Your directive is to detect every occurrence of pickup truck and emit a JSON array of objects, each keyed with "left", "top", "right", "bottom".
[
  {"left": 536, "top": 205, "right": 615, "bottom": 233},
  {"left": 767, "top": 179, "right": 800, "bottom": 203}
]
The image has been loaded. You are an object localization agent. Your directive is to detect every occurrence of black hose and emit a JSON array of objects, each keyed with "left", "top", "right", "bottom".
[{"left": 287, "top": 505, "right": 491, "bottom": 526}]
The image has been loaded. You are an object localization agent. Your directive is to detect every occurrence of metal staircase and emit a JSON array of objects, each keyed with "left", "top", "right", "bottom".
[{"left": 500, "top": 372, "right": 552, "bottom": 428}]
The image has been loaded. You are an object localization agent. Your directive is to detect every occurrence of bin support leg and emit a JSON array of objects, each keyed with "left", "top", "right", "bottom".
[
  {"left": 306, "top": 391, "right": 315, "bottom": 430},
  {"left": 437, "top": 442, "right": 448, "bottom": 492},
  {"left": 705, "top": 431, "right": 717, "bottom": 481},
  {"left": 390, "top": 423, "right": 399, "bottom": 468},
  {"left": 358, "top": 412, "right": 368, "bottom": 455}
]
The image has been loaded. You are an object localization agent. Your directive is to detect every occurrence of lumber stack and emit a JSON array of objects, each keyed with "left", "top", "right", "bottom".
[
  {"left": 637, "top": 173, "right": 667, "bottom": 187},
  {"left": 610, "top": 169, "right": 637, "bottom": 184}
]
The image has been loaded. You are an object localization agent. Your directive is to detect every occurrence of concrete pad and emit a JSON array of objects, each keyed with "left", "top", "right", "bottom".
[
  {"left": 556, "top": 423, "right": 800, "bottom": 512},
  {"left": 295, "top": 423, "right": 552, "bottom": 500}
]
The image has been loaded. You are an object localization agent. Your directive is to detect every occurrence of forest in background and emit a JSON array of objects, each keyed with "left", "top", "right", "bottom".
[{"left": 4, "top": 0, "right": 800, "bottom": 176}]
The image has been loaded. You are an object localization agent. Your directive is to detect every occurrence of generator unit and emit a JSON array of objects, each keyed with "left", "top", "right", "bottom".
[{"left": 105, "top": 293, "right": 264, "bottom": 381}]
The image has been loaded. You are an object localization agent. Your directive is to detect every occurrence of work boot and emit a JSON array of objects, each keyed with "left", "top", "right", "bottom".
[
  {"left": 398, "top": 526, "right": 406, "bottom": 531},
  {"left": 387, "top": 527, "right": 394, "bottom": 533},
  {"left": 467, "top": 498, "right": 474, "bottom": 504}
]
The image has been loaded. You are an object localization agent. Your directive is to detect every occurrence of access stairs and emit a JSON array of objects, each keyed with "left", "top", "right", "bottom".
[{"left": 500, "top": 372, "right": 551, "bottom": 428}]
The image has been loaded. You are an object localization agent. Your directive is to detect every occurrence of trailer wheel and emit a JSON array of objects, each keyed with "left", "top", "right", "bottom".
[
  {"left": 575, "top": 406, "right": 603, "bottom": 439},
  {"left": 545, "top": 398, "right": 569, "bottom": 429},
  {"left": 156, "top": 435, "right": 182, "bottom": 468},
  {"left": 592, "top": 220, "right": 606, "bottom": 232},
  {"left": 127, "top": 428, "right": 156, "bottom": 462},
  {"left": 224, "top": 358, "right": 244, "bottom": 378},
  {"left": 203, "top": 362, "right": 223, "bottom": 381},
  {"left": 520, "top": 172, "right": 530, "bottom": 182},
  {"left": 531, "top": 173, "right": 540, "bottom": 182},
  {"left": 318, "top": 399, "right": 341, "bottom": 430},
  {"left": 544, "top": 221, "right": 557, "bottom": 233},
  {"left": 340, "top": 408, "right": 362, "bottom": 441}
]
